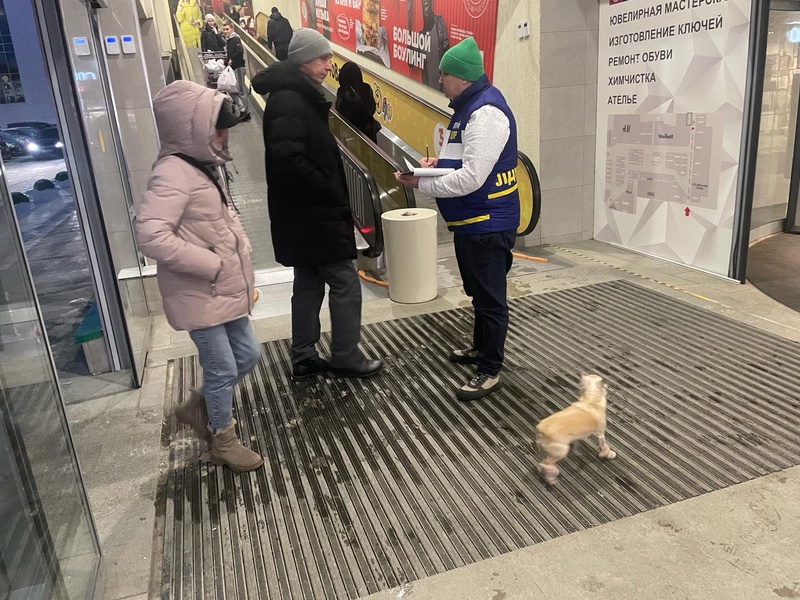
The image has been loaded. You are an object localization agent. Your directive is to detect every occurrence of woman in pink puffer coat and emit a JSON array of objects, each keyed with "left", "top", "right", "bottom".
[{"left": 135, "top": 80, "right": 262, "bottom": 472}]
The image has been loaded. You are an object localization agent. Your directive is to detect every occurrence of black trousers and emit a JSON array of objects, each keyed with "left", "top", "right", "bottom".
[
  {"left": 274, "top": 41, "right": 289, "bottom": 61},
  {"left": 291, "top": 259, "right": 364, "bottom": 369},
  {"left": 453, "top": 230, "right": 516, "bottom": 377}
]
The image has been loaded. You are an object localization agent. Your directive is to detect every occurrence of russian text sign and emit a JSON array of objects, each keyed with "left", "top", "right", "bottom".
[
  {"left": 298, "top": 0, "right": 499, "bottom": 91},
  {"left": 596, "top": 0, "right": 752, "bottom": 276}
]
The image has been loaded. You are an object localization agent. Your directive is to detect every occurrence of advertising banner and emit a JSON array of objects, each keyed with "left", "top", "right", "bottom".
[
  {"left": 596, "top": 0, "right": 752, "bottom": 276},
  {"left": 298, "top": 0, "right": 499, "bottom": 90}
]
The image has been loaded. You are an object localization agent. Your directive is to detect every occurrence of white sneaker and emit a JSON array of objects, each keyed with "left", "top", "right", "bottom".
[
  {"left": 449, "top": 347, "right": 478, "bottom": 364},
  {"left": 456, "top": 373, "right": 503, "bottom": 401}
]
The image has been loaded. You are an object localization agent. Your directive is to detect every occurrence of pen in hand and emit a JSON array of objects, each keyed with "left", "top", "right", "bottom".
[{"left": 425, "top": 145, "right": 429, "bottom": 163}]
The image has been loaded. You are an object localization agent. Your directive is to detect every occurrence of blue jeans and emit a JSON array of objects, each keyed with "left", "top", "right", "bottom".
[
  {"left": 453, "top": 230, "right": 516, "bottom": 377},
  {"left": 189, "top": 317, "right": 260, "bottom": 432}
]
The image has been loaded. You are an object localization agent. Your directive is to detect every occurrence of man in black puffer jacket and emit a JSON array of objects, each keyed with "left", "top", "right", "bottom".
[
  {"left": 266, "top": 6, "right": 293, "bottom": 61},
  {"left": 251, "top": 28, "right": 383, "bottom": 381}
]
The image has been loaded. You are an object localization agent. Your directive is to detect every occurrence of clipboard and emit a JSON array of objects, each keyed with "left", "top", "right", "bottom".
[{"left": 400, "top": 157, "right": 455, "bottom": 177}]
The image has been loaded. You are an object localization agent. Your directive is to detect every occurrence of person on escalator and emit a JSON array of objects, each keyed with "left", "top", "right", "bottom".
[
  {"left": 229, "top": 4, "right": 241, "bottom": 25},
  {"left": 134, "top": 80, "right": 263, "bottom": 473},
  {"left": 175, "top": 0, "right": 203, "bottom": 48},
  {"left": 201, "top": 15, "right": 225, "bottom": 52},
  {"left": 335, "top": 62, "right": 380, "bottom": 143},
  {"left": 251, "top": 28, "right": 384, "bottom": 382},
  {"left": 266, "top": 6, "right": 294, "bottom": 61},
  {"left": 222, "top": 22, "right": 251, "bottom": 121}
]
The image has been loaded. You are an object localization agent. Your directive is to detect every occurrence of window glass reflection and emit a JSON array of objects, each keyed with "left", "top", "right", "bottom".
[
  {"left": 752, "top": 10, "right": 800, "bottom": 229},
  {"left": 0, "top": 161, "right": 100, "bottom": 598}
]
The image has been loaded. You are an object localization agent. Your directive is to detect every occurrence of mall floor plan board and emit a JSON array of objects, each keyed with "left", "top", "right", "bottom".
[{"left": 604, "top": 113, "right": 721, "bottom": 214}]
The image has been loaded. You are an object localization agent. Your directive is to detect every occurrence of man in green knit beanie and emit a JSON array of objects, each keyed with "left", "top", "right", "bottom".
[{"left": 397, "top": 37, "right": 521, "bottom": 401}]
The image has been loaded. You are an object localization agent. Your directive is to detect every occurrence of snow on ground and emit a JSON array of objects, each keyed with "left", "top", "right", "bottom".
[
  {"left": 5, "top": 156, "right": 66, "bottom": 194},
  {"left": 5, "top": 155, "right": 93, "bottom": 376}
]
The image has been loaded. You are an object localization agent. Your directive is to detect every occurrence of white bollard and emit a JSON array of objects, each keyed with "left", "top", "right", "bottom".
[{"left": 381, "top": 208, "right": 438, "bottom": 304}]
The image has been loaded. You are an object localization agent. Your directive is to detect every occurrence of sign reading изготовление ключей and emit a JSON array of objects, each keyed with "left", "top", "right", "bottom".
[{"left": 596, "top": 0, "right": 752, "bottom": 277}]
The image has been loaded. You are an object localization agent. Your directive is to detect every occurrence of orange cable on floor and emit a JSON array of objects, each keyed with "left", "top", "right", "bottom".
[
  {"left": 358, "top": 270, "right": 389, "bottom": 287},
  {"left": 512, "top": 252, "right": 549, "bottom": 263}
]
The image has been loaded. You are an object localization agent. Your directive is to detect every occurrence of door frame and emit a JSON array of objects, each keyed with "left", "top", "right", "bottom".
[
  {"left": 31, "top": 0, "right": 147, "bottom": 385},
  {"left": 780, "top": 1, "right": 800, "bottom": 232},
  {"left": 729, "top": 0, "right": 770, "bottom": 281},
  {"left": 784, "top": 76, "right": 800, "bottom": 232}
]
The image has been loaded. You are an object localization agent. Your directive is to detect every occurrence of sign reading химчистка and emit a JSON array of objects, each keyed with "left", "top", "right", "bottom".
[{"left": 595, "top": 0, "right": 752, "bottom": 277}]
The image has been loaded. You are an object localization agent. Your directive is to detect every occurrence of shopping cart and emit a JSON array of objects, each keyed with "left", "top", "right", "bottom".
[{"left": 198, "top": 51, "right": 227, "bottom": 89}]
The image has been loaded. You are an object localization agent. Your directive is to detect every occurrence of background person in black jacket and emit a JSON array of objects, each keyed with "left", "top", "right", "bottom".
[
  {"left": 222, "top": 22, "right": 250, "bottom": 120},
  {"left": 335, "top": 62, "right": 380, "bottom": 143},
  {"left": 266, "top": 7, "right": 294, "bottom": 61},
  {"left": 251, "top": 28, "right": 383, "bottom": 381},
  {"left": 201, "top": 15, "right": 225, "bottom": 52}
]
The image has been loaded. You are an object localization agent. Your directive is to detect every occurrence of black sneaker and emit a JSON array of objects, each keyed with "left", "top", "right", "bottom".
[
  {"left": 449, "top": 347, "right": 478, "bottom": 364},
  {"left": 455, "top": 373, "right": 503, "bottom": 401},
  {"left": 291, "top": 357, "right": 329, "bottom": 381}
]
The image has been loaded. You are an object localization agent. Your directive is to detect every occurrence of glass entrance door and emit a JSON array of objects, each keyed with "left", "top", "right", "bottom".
[
  {"left": 30, "top": 0, "right": 153, "bottom": 385},
  {"left": 0, "top": 154, "right": 101, "bottom": 597},
  {"left": 751, "top": 9, "right": 800, "bottom": 234}
]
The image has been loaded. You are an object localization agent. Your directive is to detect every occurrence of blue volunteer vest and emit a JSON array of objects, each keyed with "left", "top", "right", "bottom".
[{"left": 436, "top": 75, "right": 520, "bottom": 234}]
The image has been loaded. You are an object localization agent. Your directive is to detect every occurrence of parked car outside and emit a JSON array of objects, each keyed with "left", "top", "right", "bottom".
[
  {"left": 0, "top": 131, "right": 24, "bottom": 160},
  {"left": 5, "top": 121, "right": 57, "bottom": 132},
  {"left": 5, "top": 126, "right": 63, "bottom": 160}
]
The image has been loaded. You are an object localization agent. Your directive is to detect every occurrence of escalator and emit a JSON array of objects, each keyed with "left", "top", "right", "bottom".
[{"left": 174, "top": 16, "right": 541, "bottom": 270}]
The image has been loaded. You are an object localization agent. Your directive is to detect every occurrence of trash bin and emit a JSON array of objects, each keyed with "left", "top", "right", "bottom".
[{"left": 381, "top": 208, "right": 438, "bottom": 303}]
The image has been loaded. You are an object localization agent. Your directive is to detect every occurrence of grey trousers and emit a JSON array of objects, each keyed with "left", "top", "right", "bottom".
[
  {"left": 232, "top": 66, "right": 248, "bottom": 113},
  {"left": 291, "top": 260, "right": 365, "bottom": 369}
]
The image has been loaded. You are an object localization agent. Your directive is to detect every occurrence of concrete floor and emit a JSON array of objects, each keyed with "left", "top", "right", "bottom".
[
  {"left": 748, "top": 233, "right": 800, "bottom": 314},
  {"left": 64, "top": 240, "right": 800, "bottom": 600}
]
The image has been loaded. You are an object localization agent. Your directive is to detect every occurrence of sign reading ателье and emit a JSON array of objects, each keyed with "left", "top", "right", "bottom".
[{"left": 595, "top": 0, "right": 752, "bottom": 277}]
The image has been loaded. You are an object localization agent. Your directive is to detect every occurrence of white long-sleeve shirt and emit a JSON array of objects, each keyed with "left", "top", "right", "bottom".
[{"left": 418, "top": 105, "right": 510, "bottom": 198}]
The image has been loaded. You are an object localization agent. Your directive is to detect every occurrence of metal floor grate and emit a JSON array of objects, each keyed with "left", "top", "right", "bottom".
[{"left": 153, "top": 279, "right": 800, "bottom": 599}]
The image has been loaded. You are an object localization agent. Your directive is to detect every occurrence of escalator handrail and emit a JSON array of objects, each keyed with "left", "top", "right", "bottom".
[
  {"left": 328, "top": 109, "right": 416, "bottom": 213},
  {"left": 516, "top": 150, "right": 541, "bottom": 237},
  {"left": 336, "top": 139, "right": 384, "bottom": 257},
  {"left": 173, "top": 16, "right": 195, "bottom": 84}
]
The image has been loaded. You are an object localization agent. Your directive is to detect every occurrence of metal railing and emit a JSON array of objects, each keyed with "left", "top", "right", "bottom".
[
  {"left": 338, "top": 140, "right": 383, "bottom": 256},
  {"left": 173, "top": 16, "right": 195, "bottom": 83}
]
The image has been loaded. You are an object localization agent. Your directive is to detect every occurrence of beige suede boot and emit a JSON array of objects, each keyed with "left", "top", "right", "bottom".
[
  {"left": 174, "top": 389, "right": 212, "bottom": 444},
  {"left": 210, "top": 420, "right": 264, "bottom": 472}
]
